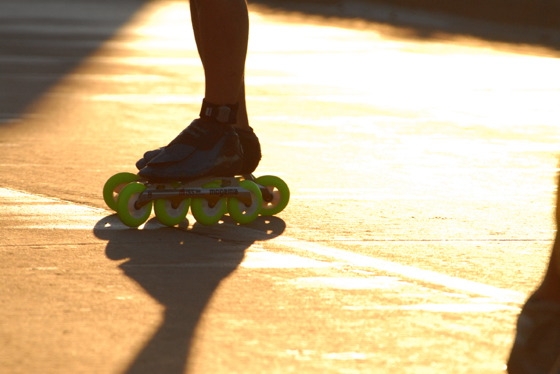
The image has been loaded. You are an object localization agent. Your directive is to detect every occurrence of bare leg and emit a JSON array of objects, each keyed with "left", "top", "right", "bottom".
[
  {"left": 530, "top": 173, "right": 560, "bottom": 303},
  {"left": 190, "top": 0, "right": 250, "bottom": 129},
  {"left": 531, "top": 233, "right": 560, "bottom": 303}
]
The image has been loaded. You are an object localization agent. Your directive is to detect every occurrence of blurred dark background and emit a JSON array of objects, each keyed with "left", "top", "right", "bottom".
[
  {"left": 250, "top": 0, "right": 560, "bottom": 54},
  {"left": 251, "top": 0, "right": 560, "bottom": 29}
]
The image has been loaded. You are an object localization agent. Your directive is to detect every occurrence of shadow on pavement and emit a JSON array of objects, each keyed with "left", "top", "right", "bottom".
[
  {"left": 93, "top": 215, "right": 286, "bottom": 373},
  {"left": 0, "top": 0, "right": 149, "bottom": 123},
  {"left": 251, "top": 0, "right": 560, "bottom": 52}
]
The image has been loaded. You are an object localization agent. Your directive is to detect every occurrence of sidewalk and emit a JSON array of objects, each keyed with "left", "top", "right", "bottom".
[{"left": 1, "top": 0, "right": 559, "bottom": 372}]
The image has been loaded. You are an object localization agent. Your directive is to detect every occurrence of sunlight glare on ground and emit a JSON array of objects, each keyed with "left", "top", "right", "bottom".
[
  {"left": 248, "top": 12, "right": 560, "bottom": 131},
  {"left": 35, "top": 0, "right": 560, "bottom": 136}
]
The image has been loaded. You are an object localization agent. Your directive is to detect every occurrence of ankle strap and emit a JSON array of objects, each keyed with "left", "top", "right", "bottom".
[{"left": 200, "top": 99, "right": 238, "bottom": 124}]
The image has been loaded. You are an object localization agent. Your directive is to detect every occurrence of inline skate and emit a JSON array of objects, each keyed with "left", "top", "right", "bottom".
[{"left": 102, "top": 111, "right": 289, "bottom": 228}]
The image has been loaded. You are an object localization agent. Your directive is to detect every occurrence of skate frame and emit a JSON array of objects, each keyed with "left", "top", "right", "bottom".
[{"left": 133, "top": 174, "right": 272, "bottom": 210}]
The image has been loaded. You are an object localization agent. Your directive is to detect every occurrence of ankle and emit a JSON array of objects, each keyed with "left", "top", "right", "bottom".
[{"left": 200, "top": 99, "right": 238, "bottom": 125}]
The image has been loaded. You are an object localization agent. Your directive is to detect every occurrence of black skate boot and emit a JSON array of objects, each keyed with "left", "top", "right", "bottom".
[
  {"left": 136, "top": 101, "right": 262, "bottom": 179},
  {"left": 138, "top": 118, "right": 243, "bottom": 182},
  {"left": 235, "top": 126, "right": 262, "bottom": 174},
  {"left": 137, "top": 100, "right": 248, "bottom": 182}
]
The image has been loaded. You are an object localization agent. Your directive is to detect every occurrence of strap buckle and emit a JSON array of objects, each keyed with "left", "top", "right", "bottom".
[{"left": 201, "top": 99, "right": 238, "bottom": 124}]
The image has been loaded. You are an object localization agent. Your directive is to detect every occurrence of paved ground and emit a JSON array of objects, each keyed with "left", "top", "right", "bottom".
[{"left": 1, "top": 0, "right": 559, "bottom": 373}]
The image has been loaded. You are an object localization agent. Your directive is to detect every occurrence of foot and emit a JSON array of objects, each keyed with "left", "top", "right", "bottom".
[
  {"left": 137, "top": 118, "right": 244, "bottom": 182},
  {"left": 136, "top": 124, "right": 261, "bottom": 178}
]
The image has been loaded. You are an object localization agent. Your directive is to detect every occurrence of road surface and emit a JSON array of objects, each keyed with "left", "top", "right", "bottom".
[{"left": 1, "top": 0, "right": 559, "bottom": 373}]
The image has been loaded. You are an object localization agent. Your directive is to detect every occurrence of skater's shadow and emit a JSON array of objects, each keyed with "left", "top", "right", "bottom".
[{"left": 93, "top": 215, "right": 286, "bottom": 374}]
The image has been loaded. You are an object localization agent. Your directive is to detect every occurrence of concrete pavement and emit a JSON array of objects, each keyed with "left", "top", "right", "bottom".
[{"left": 1, "top": 0, "right": 559, "bottom": 373}]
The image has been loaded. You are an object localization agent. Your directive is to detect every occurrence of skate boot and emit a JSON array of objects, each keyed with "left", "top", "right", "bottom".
[
  {"left": 136, "top": 125, "right": 261, "bottom": 176},
  {"left": 138, "top": 100, "right": 250, "bottom": 182},
  {"left": 138, "top": 118, "right": 243, "bottom": 182}
]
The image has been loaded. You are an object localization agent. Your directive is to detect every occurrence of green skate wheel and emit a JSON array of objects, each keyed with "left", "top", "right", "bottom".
[
  {"left": 154, "top": 198, "right": 190, "bottom": 227},
  {"left": 103, "top": 172, "right": 140, "bottom": 211},
  {"left": 228, "top": 180, "right": 263, "bottom": 224},
  {"left": 191, "top": 182, "right": 227, "bottom": 225},
  {"left": 116, "top": 182, "right": 152, "bottom": 228},
  {"left": 255, "top": 175, "right": 290, "bottom": 216}
]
